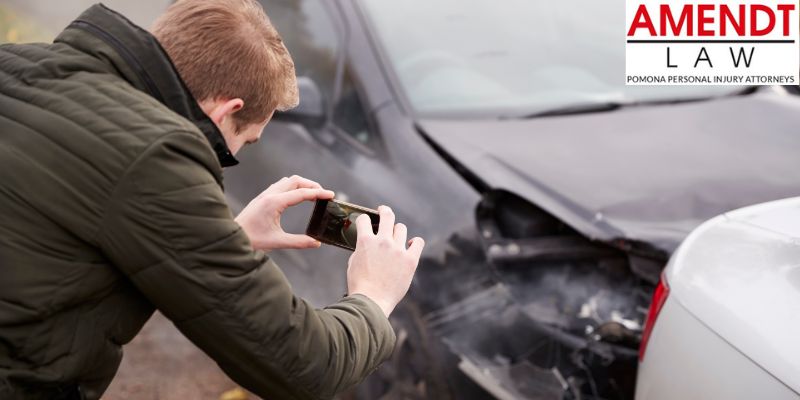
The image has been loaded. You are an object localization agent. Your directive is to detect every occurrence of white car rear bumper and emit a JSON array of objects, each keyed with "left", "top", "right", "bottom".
[{"left": 636, "top": 297, "right": 798, "bottom": 400}]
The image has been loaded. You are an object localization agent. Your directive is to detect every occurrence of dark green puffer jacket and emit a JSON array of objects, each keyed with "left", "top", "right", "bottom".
[{"left": 0, "top": 4, "right": 395, "bottom": 399}]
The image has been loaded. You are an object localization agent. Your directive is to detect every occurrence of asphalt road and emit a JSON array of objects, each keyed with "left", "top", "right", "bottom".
[{"left": 104, "top": 312, "right": 249, "bottom": 400}]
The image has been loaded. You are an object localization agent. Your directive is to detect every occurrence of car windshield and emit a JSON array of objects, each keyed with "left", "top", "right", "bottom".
[{"left": 359, "top": 0, "right": 747, "bottom": 118}]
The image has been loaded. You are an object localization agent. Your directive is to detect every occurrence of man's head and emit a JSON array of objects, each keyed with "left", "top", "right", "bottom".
[{"left": 151, "top": 0, "right": 298, "bottom": 155}]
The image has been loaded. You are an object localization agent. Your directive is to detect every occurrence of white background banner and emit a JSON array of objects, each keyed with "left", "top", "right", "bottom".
[{"left": 625, "top": 0, "right": 800, "bottom": 85}]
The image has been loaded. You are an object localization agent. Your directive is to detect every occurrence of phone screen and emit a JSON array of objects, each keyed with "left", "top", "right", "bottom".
[{"left": 306, "top": 199, "right": 380, "bottom": 251}]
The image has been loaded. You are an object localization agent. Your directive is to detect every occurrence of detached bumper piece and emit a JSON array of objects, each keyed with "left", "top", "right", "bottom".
[{"left": 423, "top": 281, "right": 639, "bottom": 400}]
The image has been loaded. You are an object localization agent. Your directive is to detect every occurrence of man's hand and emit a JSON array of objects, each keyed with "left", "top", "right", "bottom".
[
  {"left": 236, "top": 175, "right": 334, "bottom": 251},
  {"left": 347, "top": 206, "right": 425, "bottom": 317}
]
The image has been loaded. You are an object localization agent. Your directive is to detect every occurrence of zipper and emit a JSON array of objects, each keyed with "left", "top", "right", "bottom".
[{"left": 69, "top": 20, "right": 165, "bottom": 103}]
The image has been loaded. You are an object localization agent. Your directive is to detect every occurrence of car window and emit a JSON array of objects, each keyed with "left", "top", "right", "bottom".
[
  {"left": 261, "top": 0, "right": 372, "bottom": 145},
  {"left": 260, "top": 0, "right": 337, "bottom": 99}
]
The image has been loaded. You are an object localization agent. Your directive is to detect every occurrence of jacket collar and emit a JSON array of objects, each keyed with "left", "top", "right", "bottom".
[{"left": 56, "top": 3, "right": 239, "bottom": 168}]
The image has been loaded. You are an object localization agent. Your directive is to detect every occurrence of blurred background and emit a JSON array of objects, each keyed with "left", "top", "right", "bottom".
[{"left": 0, "top": 0, "right": 168, "bottom": 43}]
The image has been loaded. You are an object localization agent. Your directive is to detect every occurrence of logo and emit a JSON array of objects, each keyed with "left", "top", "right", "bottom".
[{"left": 626, "top": 1, "right": 799, "bottom": 85}]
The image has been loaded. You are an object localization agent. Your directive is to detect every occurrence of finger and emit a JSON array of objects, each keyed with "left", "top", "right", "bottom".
[
  {"left": 275, "top": 188, "right": 335, "bottom": 208},
  {"left": 377, "top": 206, "right": 395, "bottom": 238},
  {"left": 267, "top": 175, "right": 324, "bottom": 194},
  {"left": 393, "top": 223, "right": 408, "bottom": 247},
  {"left": 355, "top": 213, "right": 375, "bottom": 240},
  {"left": 407, "top": 237, "right": 426, "bottom": 260},
  {"left": 275, "top": 233, "right": 322, "bottom": 249},
  {"left": 264, "top": 176, "right": 292, "bottom": 195}
]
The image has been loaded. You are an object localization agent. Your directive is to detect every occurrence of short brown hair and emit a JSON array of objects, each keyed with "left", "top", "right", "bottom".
[{"left": 151, "top": 0, "right": 298, "bottom": 128}]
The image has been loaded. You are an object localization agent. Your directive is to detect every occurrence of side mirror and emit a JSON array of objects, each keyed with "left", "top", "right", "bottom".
[{"left": 275, "top": 76, "right": 326, "bottom": 124}]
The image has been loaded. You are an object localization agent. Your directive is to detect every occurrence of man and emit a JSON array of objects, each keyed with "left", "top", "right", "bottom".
[{"left": 0, "top": 0, "right": 424, "bottom": 399}]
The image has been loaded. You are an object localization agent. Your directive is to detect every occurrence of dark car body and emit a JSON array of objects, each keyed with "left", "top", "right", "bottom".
[{"left": 224, "top": 1, "right": 800, "bottom": 398}]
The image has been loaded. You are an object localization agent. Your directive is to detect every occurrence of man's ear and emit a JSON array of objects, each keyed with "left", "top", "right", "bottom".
[{"left": 206, "top": 98, "right": 244, "bottom": 127}]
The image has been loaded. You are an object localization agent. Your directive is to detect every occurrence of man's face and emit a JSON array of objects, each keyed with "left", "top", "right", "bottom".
[
  {"left": 221, "top": 116, "right": 272, "bottom": 155},
  {"left": 199, "top": 98, "right": 273, "bottom": 156}
]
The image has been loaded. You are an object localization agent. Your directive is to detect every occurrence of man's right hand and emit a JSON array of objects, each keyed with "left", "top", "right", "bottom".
[{"left": 346, "top": 206, "right": 425, "bottom": 317}]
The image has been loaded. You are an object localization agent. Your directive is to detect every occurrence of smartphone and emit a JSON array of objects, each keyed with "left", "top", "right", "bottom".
[{"left": 306, "top": 199, "right": 380, "bottom": 251}]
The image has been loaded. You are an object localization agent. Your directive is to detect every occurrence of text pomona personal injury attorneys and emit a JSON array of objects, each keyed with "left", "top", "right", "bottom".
[{"left": 625, "top": 1, "right": 799, "bottom": 85}]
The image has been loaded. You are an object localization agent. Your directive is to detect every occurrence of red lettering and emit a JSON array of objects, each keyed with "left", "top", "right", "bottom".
[
  {"left": 750, "top": 5, "right": 776, "bottom": 36},
  {"left": 697, "top": 5, "right": 715, "bottom": 36},
  {"left": 632, "top": 4, "right": 794, "bottom": 37},
  {"left": 660, "top": 4, "right": 693, "bottom": 36},
  {"left": 628, "top": 4, "right": 657, "bottom": 36},
  {"left": 777, "top": 4, "right": 796, "bottom": 36},
  {"left": 720, "top": 5, "right": 746, "bottom": 36}
]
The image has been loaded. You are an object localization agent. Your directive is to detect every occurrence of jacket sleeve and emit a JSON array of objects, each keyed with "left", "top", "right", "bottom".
[{"left": 95, "top": 131, "right": 396, "bottom": 399}]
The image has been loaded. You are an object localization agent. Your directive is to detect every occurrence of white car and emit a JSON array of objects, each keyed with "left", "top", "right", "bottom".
[{"left": 636, "top": 197, "right": 800, "bottom": 399}]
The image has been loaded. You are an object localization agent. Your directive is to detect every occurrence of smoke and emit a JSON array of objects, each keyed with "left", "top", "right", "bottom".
[{"left": 405, "top": 225, "right": 647, "bottom": 398}]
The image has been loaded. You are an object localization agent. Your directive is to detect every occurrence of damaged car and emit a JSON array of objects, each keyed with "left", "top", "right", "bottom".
[{"left": 223, "top": 0, "right": 800, "bottom": 398}]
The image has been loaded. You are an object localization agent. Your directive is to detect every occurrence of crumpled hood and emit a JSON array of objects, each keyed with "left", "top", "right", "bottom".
[{"left": 419, "top": 92, "right": 800, "bottom": 254}]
